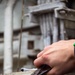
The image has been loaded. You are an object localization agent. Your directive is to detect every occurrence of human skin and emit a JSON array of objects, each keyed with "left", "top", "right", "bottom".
[{"left": 34, "top": 40, "right": 75, "bottom": 75}]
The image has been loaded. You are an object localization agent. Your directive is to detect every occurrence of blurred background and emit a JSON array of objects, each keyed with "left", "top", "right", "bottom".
[{"left": 0, "top": 0, "right": 75, "bottom": 74}]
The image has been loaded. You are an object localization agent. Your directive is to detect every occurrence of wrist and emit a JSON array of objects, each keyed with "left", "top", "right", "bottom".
[
  {"left": 73, "top": 42, "right": 75, "bottom": 57},
  {"left": 69, "top": 40, "right": 75, "bottom": 59}
]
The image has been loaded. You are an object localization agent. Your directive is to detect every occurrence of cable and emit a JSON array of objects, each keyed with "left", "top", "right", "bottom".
[{"left": 17, "top": 0, "right": 24, "bottom": 71}]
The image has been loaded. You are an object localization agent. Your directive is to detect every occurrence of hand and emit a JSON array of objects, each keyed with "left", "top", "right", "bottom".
[{"left": 34, "top": 40, "right": 75, "bottom": 75}]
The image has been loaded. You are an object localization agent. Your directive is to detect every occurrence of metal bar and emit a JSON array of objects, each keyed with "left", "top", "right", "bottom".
[
  {"left": 53, "top": 15, "right": 58, "bottom": 42},
  {"left": 60, "top": 19, "right": 65, "bottom": 40},
  {"left": 39, "top": 16, "right": 43, "bottom": 35},
  {"left": 48, "top": 13, "right": 53, "bottom": 35},
  {"left": 42, "top": 14, "right": 47, "bottom": 47},
  {"left": 39, "top": 15, "right": 44, "bottom": 48},
  {"left": 45, "top": 14, "right": 51, "bottom": 45}
]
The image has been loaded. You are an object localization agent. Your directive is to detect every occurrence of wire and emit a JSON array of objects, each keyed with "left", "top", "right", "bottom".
[{"left": 17, "top": 0, "right": 24, "bottom": 71}]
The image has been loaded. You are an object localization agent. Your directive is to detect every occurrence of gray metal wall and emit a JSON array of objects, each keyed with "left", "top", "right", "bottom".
[{"left": 0, "top": 0, "right": 38, "bottom": 33}]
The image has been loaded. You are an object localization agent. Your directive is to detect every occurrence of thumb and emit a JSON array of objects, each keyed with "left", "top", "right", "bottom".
[{"left": 34, "top": 56, "right": 46, "bottom": 67}]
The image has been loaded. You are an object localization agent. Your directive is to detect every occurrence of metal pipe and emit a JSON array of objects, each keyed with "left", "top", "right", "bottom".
[
  {"left": 42, "top": 14, "right": 48, "bottom": 47},
  {"left": 45, "top": 14, "right": 51, "bottom": 45},
  {"left": 39, "top": 16, "right": 43, "bottom": 35},
  {"left": 39, "top": 15, "right": 44, "bottom": 48},
  {"left": 48, "top": 13, "right": 53, "bottom": 37},
  {"left": 4, "top": 0, "right": 16, "bottom": 74},
  {"left": 60, "top": 19, "right": 65, "bottom": 40},
  {"left": 53, "top": 15, "right": 58, "bottom": 42}
]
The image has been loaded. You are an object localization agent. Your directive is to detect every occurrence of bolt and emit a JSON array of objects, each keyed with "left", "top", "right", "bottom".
[{"left": 59, "top": 10, "right": 66, "bottom": 14}]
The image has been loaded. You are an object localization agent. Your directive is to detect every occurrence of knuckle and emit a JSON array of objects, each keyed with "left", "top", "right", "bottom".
[
  {"left": 42, "top": 54, "right": 46, "bottom": 59},
  {"left": 42, "top": 54, "right": 48, "bottom": 60}
]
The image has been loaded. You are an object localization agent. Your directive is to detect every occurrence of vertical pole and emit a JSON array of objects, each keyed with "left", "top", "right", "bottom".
[
  {"left": 53, "top": 15, "right": 58, "bottom": 42},
  {"left": 45, "top": 14, "right": 51, "bottom": 45},
  {"left": 39, "top": 15, "right": 44, "bottom": 47},
  {"left": 17, "top": 0, "right": 24, "bottom": 71},
  {"left": 60, "top": 19, "right": 65, "bottom": 40},
  {"left": 4, "top": 0, "right": 16, "bottom": 74},
  {"left": 42, "top": 14, "right": 48, "bottom": 47},
  {"left": 48, "top": 13, "right": 53, "bottom": 35}
]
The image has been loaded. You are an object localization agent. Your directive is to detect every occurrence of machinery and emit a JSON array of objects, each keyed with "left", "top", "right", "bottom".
[{"left": 0, "top": 0, "right": 75, "bottom": 75}]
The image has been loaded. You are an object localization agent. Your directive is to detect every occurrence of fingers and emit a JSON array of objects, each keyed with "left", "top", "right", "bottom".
[
  {"left": 34, "top": 56, "right": 45, "bottom": 67},
  {"left": 37, "top": 45, "right": 51, "bottom": 57},
  {"left": 34, "top": 54, "right": 50, "bottom": 67},
  {"left": 37, "top": 42, "right": 62, "bottom": 58},
  {"left": 37, "top": 51, "right": 44, "bottom": 58}
]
